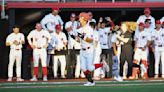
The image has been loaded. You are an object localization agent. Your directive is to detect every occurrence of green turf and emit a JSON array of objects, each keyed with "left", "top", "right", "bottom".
[
  {"left": 0, "top": 81, "right": 164, "bottom": 92},
  {"left": 0, "top": 85, "right": 164, "bottom": 92}
]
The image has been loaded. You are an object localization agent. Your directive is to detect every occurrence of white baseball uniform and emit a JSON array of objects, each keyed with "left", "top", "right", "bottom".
[
  {"left": 78, "top": 24, "right": 94, "bottom": 72},
  {"left": 137, "top": 15, "right": 155, "bottom": 29},
  {"left": 27, "top": 29, "right": 51, "bottom": 69},
  {"left": 133, "top": 30, "right": 151, "bottom": 63},
  {"left": 151, "top": 28, "right": 164, "bottom": 75},
  {"left": 52, "top": 31, "right": 67, "bottom": 77},
  {"left": 65, "top": 21, "right": 83, "bottom": 78},
  {"left": 6, "top": 33, "right": 25, "bottom": 78},
  {"left": 93, "top": 30, "right": 102, "bottom": 78},
  {"left": 41, "top": 13, "right": 64, "bottom": 32},
  {"left": 98, "top": 27, "right": 111, "bottom": 49}
]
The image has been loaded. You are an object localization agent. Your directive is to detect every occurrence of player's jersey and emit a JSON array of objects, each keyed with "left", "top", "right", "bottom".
[
  {"left": 6, "top": 33, "right": 25, "bottom": 49},
  {"left": 144, "top": 27, "right": 154, "bottom": 34},
  {"left": 98, "top": 27, "right": 111, "bottom": 49},
  {"left": 134, "top": 29, "right": 151, "bottom": 48},
  {"left": 27, "top": 29, "right": 51, "bottom": 48},
  {"left": 151, "top": 28, "right": 164, "bottom": 47},
  {"left": 160, "top": 16, "right": 164, "bottom": 23},
  {"left": 93, "top": 30, "right": 101, "bottom": 53},
  {"left": 77, "top": 25, "right": 94, "bottom": 51},
  {"left": 41, "top": 13, "right": 63, "bottom": 32},
  {"left": 51, "top": 31, "right": 67, "bottom": 49},
  {"left": 137, "top": 15, "right": 155, "bottom": 29},
  {"left": 65, "top": 21, "right": 81, "bottom": 49}
]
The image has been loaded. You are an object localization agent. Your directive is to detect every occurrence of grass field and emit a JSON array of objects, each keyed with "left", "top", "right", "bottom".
[{"left": 0, "top": 79, "right": 164, "bottom": 92}]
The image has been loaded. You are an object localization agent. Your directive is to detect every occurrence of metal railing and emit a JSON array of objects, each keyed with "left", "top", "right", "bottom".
[{"left": 2, "top": 0, "right": 162, "bottom": 3}]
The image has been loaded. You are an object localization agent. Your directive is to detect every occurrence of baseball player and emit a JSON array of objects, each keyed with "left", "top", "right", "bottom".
[
  {"left": 88, "top": 12, "right": 96, "bottom": 23},
  {"left": 78, "top": 12, "right": 109, "bottom": 86},
  {"left": 41, "top": 8, "right": 63, "bottom": 33},
  {"left": 52, "top": 24, "right": 67, "bottom": 78},
  {"left": 65, "top": 13, "right": 83, "bottom": 78},
  {"left": 137, "top": 8, "right": 155, "bottom": 29},
  {"left": 97, "top": 17, "right": 114, "bottom": 78},
  {"left": 89, "top": 22, "right": 102, "bottom": 80},
  {"left": 129, "top": 22, "right": 151, "bottom": 79},
  {"left": 27, "top": 23, "right": 51, "bottom": 81},
  {"left": 6, "top": 25, "right": 25, "bottom": 82},
  {"left": 152, "top": 20, "right": 164, "bottom": 78}
]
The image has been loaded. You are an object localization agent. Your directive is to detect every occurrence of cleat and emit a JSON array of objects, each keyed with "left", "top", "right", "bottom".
[
  {"left": 16, "top": 78, "right": 24, "bottom": 82},
  {"left": 84, "top": 82, "right": 95, "bottom": 86},
  {"left": 114, "top": 76, "right": 123, "bottom": 82},
  {"left": 30, "top": 77, "right": 38, "bottom": 81},
  {"left": 7, "top": 77, "right": 12, "bottom": 82},
  {"left": 43, "top": 76, "right": 48, "bottom": 81}
]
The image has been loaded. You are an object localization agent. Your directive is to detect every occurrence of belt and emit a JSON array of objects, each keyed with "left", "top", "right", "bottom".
[
  {"left": 102, "top": 44, "right": 107, "bottom": 45},
  {"left": 12, "top": 48, "right": 21, "bottom": 50},
  {"left": 82, "top": 47, "right": 90, "bottom": 51},
  {"left": 15, "top": 49, "right": 20, "bottom": 50},
  {"left": 138, "top": 47, "right": 143, "bottom": 49},
  {"left": 37, "top": 47, "right": 42, "bottom": 49},
  {"left": 157, "top": 45, "right": 163, "bottom": 47}
]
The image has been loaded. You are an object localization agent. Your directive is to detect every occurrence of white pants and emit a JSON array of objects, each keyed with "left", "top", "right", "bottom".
[
  {"left": 154, "top": 47, "right": 164, "bottom": 75},
  {"left": 93, "top": 49, "right": 101, "bottom": 77},
  {"left": 80, "top": 49, "right": 94, "bottom": 72},
  {"left": 8, "top": 49, "right": 22, "bottom": 78},
  {"left": 134, "top": 48, "right": 148, "bottom": 63},
  {"left": 33, "top": 49, "right": 47, "bottom": 67},
  {"left": 53, "top": 55, "right": 66, "bottom": 77}
]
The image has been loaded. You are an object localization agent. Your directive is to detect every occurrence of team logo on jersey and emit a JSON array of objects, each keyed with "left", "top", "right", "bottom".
[
  {"left": 155, "top": 37, "right": 158, "bottom": 40},
  {"left": 42, "top": 35, "right": 45, "bottom": 38},
  {"left": 105, "top": 32, "right": 107, "bottom": 35},
  {"left": 35, "top": 38, "right": 37, "bottom": 41}
]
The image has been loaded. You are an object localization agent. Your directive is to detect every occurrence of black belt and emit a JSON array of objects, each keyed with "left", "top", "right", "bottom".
[
  {"left": 157, "top": 45, "right": 163, "bottom": 47},
  {"left": 37, "top": 47, "right": 42, "bottom": 49},
  {"left": 15, "top": 49, "right": 20, "bottom": 50},
  {"left": 82, "top": 47, "right": 90, "bottom": 51},
  {"left": 102, "top": 44, "right": 107, "bottom": 45},
  {"left": 138, "top": 47, "right": 143, "bottom": 49}
]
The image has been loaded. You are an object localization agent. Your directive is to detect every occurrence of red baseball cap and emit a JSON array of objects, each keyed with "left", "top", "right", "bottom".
[
  {"left": 139, "top": 22, "right": 145, "bottom": 27},
  {"left": 52, "top": 7, "right": 59, "bottom": 11},
  {"left": 155, "top": 20, "right": 161, "bottom": 24},
  {"left": 144, "top": 8, "right": 151, "bottom": 14},
  {"left": 55, "top": 24, "right": 61, "bottom": 30},
  {"left": 79, "top": 12, "right": 90, "bottom": 21},
  {"left": 162, "top": 21, "right": 164, "bottom": 25}
]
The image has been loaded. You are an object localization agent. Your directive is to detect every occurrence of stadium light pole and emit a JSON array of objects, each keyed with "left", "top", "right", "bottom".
[{"left": 1, "top": 0, "right": 6, "bottom": 19}]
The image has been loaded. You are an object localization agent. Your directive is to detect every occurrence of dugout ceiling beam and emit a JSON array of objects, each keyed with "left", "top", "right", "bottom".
[{"left": 6, "top": 2, "right": 164, "bottom": 9}]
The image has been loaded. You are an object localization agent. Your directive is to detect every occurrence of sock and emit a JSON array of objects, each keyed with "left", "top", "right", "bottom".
[
  {"left": 83, "top": 70, "right": 93, "bottom": 83},
  {"left": 83, "top": 70, "right": 90, "bottom": 75},
  {"left": 42, "top": 67, "right": 47, "bottom": 77},
  {"left": 94, "top": 64, "right": 103, "bottom": 69},
  {"left": 86, "top": 73, "right": 94, "bottom": 83},
  {"left": 34, "top": 67, "right": 38, "bottom": 77}
]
